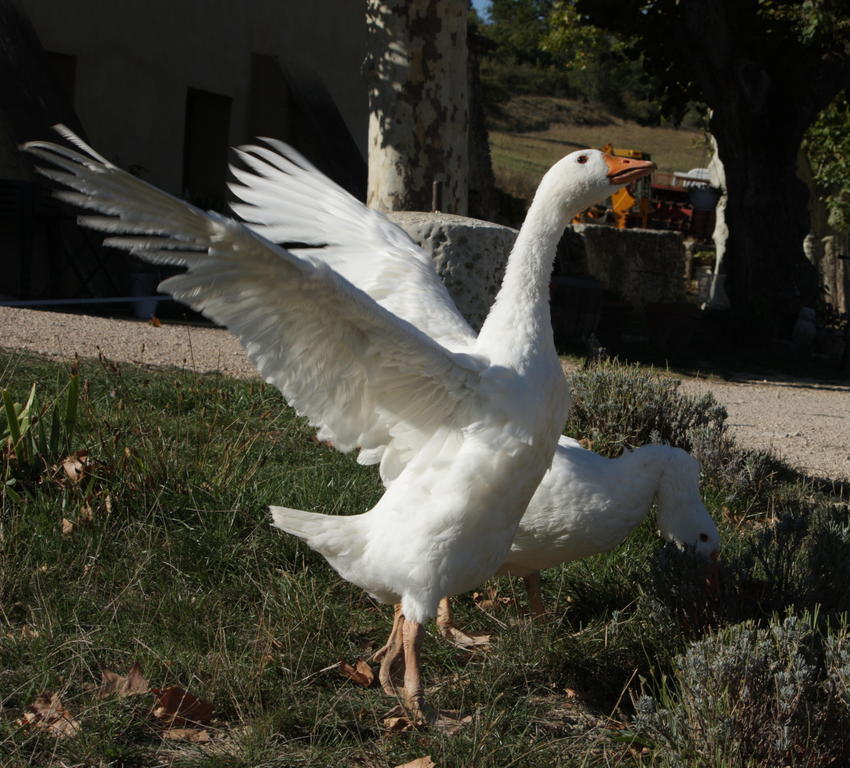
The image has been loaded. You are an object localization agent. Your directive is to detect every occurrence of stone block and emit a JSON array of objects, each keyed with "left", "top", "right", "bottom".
[
  {"left": 386, "top": 211, "right": 517, "bottom": 331},
  {"left": 564, "top": 224, "right": 687, "bottom": 309}
]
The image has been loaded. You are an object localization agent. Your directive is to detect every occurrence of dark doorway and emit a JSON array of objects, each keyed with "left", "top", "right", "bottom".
[
  {"left": 182, "top": 88, "right": 231, "bottom": 212},
  {"left": 248, "top": 54, "right": 293, "bottom": 143}
]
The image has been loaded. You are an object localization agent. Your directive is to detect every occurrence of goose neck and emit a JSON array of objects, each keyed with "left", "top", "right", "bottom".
[{"left": 477, "top": 198, "right": 565, "bottom": 364}]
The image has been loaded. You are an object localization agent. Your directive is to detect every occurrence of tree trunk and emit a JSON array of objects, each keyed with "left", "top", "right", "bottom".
[
  {"left": 365, "top": 0, "right": 469, "bottom": 214},
  {"left": 676, "top": 0, "right": 845, "bottom": 339},
  {"left": 709, "top": 100, "right": 817, "bottom": 337}
]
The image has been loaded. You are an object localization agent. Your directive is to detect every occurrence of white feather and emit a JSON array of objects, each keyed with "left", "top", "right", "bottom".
[
  {"left": 503, "top": 437, "right": 720, "bottom": 578},
  {"left": 22, "top": 127, "right": 643, "bottom": 628}
]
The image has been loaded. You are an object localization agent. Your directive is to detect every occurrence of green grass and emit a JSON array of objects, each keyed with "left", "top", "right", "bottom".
[{"left": 2, "top": 350, "right": 849, "bottom": 766}]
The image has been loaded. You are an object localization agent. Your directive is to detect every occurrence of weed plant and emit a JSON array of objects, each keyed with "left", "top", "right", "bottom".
[{"left": 1, "top": 351, "right": 848, "bottom": 767}]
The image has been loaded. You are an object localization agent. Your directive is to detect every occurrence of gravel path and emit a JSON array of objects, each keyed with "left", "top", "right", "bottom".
[{"left": 1, "top": 305, "right": 848, "bottom": 481}]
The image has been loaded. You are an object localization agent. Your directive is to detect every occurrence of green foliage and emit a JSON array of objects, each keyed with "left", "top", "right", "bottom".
[
  {"left": 1, "top": 373, "right": 79, "bottom": 501},
  {"left": 477, "top": 0, "right": 668, "bottom": 123},
  {"left": 487, "top": 0, "right": 555, "bottom": 67},
  {"left": 542, "top": 1, "right": 664, "bottom": 123},
  {"left": 633, "top": 612, "right": 850, "bottom": 767},
  {"left": 565, "top": 359, "right": 781, "bottom": 510},
  {"left": 804, "top": 90, "right": 850, "bottom": 232},
  {"left": 565, "top": 359, "right": 727, "bottom": 457},
  {"left": 1, "top": 351, "right": 848, "bottom": 766}
]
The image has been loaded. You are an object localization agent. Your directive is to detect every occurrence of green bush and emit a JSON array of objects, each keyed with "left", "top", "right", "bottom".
[
  {"left": 565, "top": 359, "right": 727, "bottom": 457},
  {"left": 632, "top": 613, "right": 850, "bottom": 767},
  {"left": 565, "top": 359, "right": 782, "bottom": 509}
]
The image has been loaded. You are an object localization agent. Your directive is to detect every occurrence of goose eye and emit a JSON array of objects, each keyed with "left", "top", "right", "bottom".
[
  {"left": 699, "top": 533, "right": 709, "bottom": 542},
  {"left": 577, "top": 155, "right": 588, "bottom": 164}
]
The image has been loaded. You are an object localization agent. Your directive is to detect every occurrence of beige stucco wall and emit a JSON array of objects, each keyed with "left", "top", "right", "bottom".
[{"left": 18, "top": 0, "right": 367, "bottom": 193}]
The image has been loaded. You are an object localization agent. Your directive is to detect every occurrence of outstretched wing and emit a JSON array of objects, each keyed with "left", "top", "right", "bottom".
[
  {"left": 23, "top": 127, "right": 486, "bottom": 478},
  {"left": 228, "top": 138, "right": 477, "bottom": 352}
]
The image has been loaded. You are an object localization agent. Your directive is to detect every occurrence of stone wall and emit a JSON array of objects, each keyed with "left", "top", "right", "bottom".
[
  {"left": 562, "top": 224, "right": 687, "bottom": 308},
  {"left": 387, "top": 213, "right": 690, "bottom": 332}
]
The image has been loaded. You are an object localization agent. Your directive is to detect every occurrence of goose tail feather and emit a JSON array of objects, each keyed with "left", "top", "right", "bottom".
[{"left": 270, "top": 506, "right": 331, "bottom": 542}]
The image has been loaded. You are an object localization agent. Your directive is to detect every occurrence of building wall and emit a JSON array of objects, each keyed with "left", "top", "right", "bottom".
[{"left": 18, "top": 0, "right": 368, "bottom": 195}]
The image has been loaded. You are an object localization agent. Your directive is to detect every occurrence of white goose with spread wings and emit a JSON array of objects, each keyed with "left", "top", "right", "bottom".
[{"left": 23, "top": 127, "right": 654, "bottom": 721}]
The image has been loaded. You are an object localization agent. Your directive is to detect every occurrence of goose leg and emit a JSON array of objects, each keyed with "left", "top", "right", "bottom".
[
  {"left": 522, "top": 572, "right": 546, "bottom": 617},
  {"left": 436, "top": 596, "right": 490, "bottom": 648},
  {"left": 373, "top": 603, "right": 405, "bottom": 696},
  {"left": 401, "top": 617, "right": 433, "bottom": 724}
]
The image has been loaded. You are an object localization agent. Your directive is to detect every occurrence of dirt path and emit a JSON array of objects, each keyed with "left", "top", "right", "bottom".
[{"left": 1, "top": 306, "right": 848, "bottom": 481}]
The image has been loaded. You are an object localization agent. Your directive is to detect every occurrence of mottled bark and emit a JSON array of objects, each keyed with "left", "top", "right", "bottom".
[{"left": 365, "top": 0, "right": 469, "bottom": 214}]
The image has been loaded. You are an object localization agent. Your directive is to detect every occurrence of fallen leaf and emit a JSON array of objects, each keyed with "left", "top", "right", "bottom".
[
  {"left": 394, "top": 757, "right": 436, "bottom": 768},
  {"left": 162, "top": 727, "right": 211, "bottom": 742},
  {"left": 97, "top": 662, "right": 150, "bottom": 699},
  {"left": 564, "top": 688, "right": 580, "bottom": 699},
  {"left": 17, "top": 692, "right": 80, "bottom": 738},
  {"left": 152, "top": 686, "right": 213, "bottom": 726},
  {"left": 78, "top": 504, "right": 94, "bottom": 526},
  {"left": 383, "top": 715, "right": 415, "bottom": 731},
  {"left": 61, "top": 518, "right": 75, "bottom": 536},
  {"left": 338, "top": 659, "right": 375, "bottom": 687},
  {"left": 472, "top": 586, "right": 514, "bottom": 612},
  {"left": 4, "top": 625, "right": 39, "bottom": 641},
  {"left": 148, "top": 315, "right": 162, "bottom": 327},
  {"left": 579, "top": 437, "right": 594, "bottom": 450},
  {"left": 432, "top": 711, "right": 472, "bottom": 735},
  {"left": 61, "top": 451, "right": 89, "bottom": 483}
]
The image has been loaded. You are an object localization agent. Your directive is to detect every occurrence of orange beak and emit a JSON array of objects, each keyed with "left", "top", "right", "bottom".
[{"left": 604, "top": 154, "right": 656, "bottom": 185}]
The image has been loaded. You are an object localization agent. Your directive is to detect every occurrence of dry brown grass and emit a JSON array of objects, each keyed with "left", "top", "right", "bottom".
[{"left": 489, "top": 95, "right": 710, "bottom": 202}]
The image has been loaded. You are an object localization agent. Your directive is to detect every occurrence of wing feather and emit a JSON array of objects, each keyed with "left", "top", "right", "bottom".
[
  {"left": 227, "top": 138, "right": 477, "bottom": 353},
  {"left": 22, "top": 128, "right": 486, "bottom": 476}
]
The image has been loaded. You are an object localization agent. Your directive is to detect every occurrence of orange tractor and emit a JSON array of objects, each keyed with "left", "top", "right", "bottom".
[{"left": 574, "top": 145, "right": 718, "bottom": 239}]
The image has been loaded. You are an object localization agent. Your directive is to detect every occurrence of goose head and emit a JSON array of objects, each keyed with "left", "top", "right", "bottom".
[
  {"left": 534, "top": 149, "right": 655, "bottom": 226},
  {"left": 653, "top": 448, "right": 720, "bottom": 561}
]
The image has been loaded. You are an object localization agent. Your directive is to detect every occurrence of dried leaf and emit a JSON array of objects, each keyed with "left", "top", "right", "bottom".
[
  {"left": 152, "top": 686, "right": 213, "bottom": 726},
  {"left": 338, "top": 659, "right": 375, "bottom": 687},
  {"left": 61, "top": 518, "right": 75, "bottom": 536},
  {"left": 162, "top": 727, "right": 211, "bottom": 742},
  {"left": 17, "top": 692, "right": 80, "bottom": 738},
  {"left": 148, "top": 315, "right": 162, "bottom": 328},
  {"left": 97, "top": 662, "right": 150, "bottom": 699},
  {"left": 4, "top": 625, "right": 39, "bottom": 641},
  {"left": 432, "top": 711, "right": 472, "bottom": 735},
  {"left": 472, "top": 586, "right": 514, "bottom": 612},
  {"left": 383, "top": 715, "right": 415, "bottom": 731},
  {"left": 61, "top": 451, "right": 89, "bottom": 483},
  {"left": 394, "top": 758, "right": 436, "bottom": 768}
]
